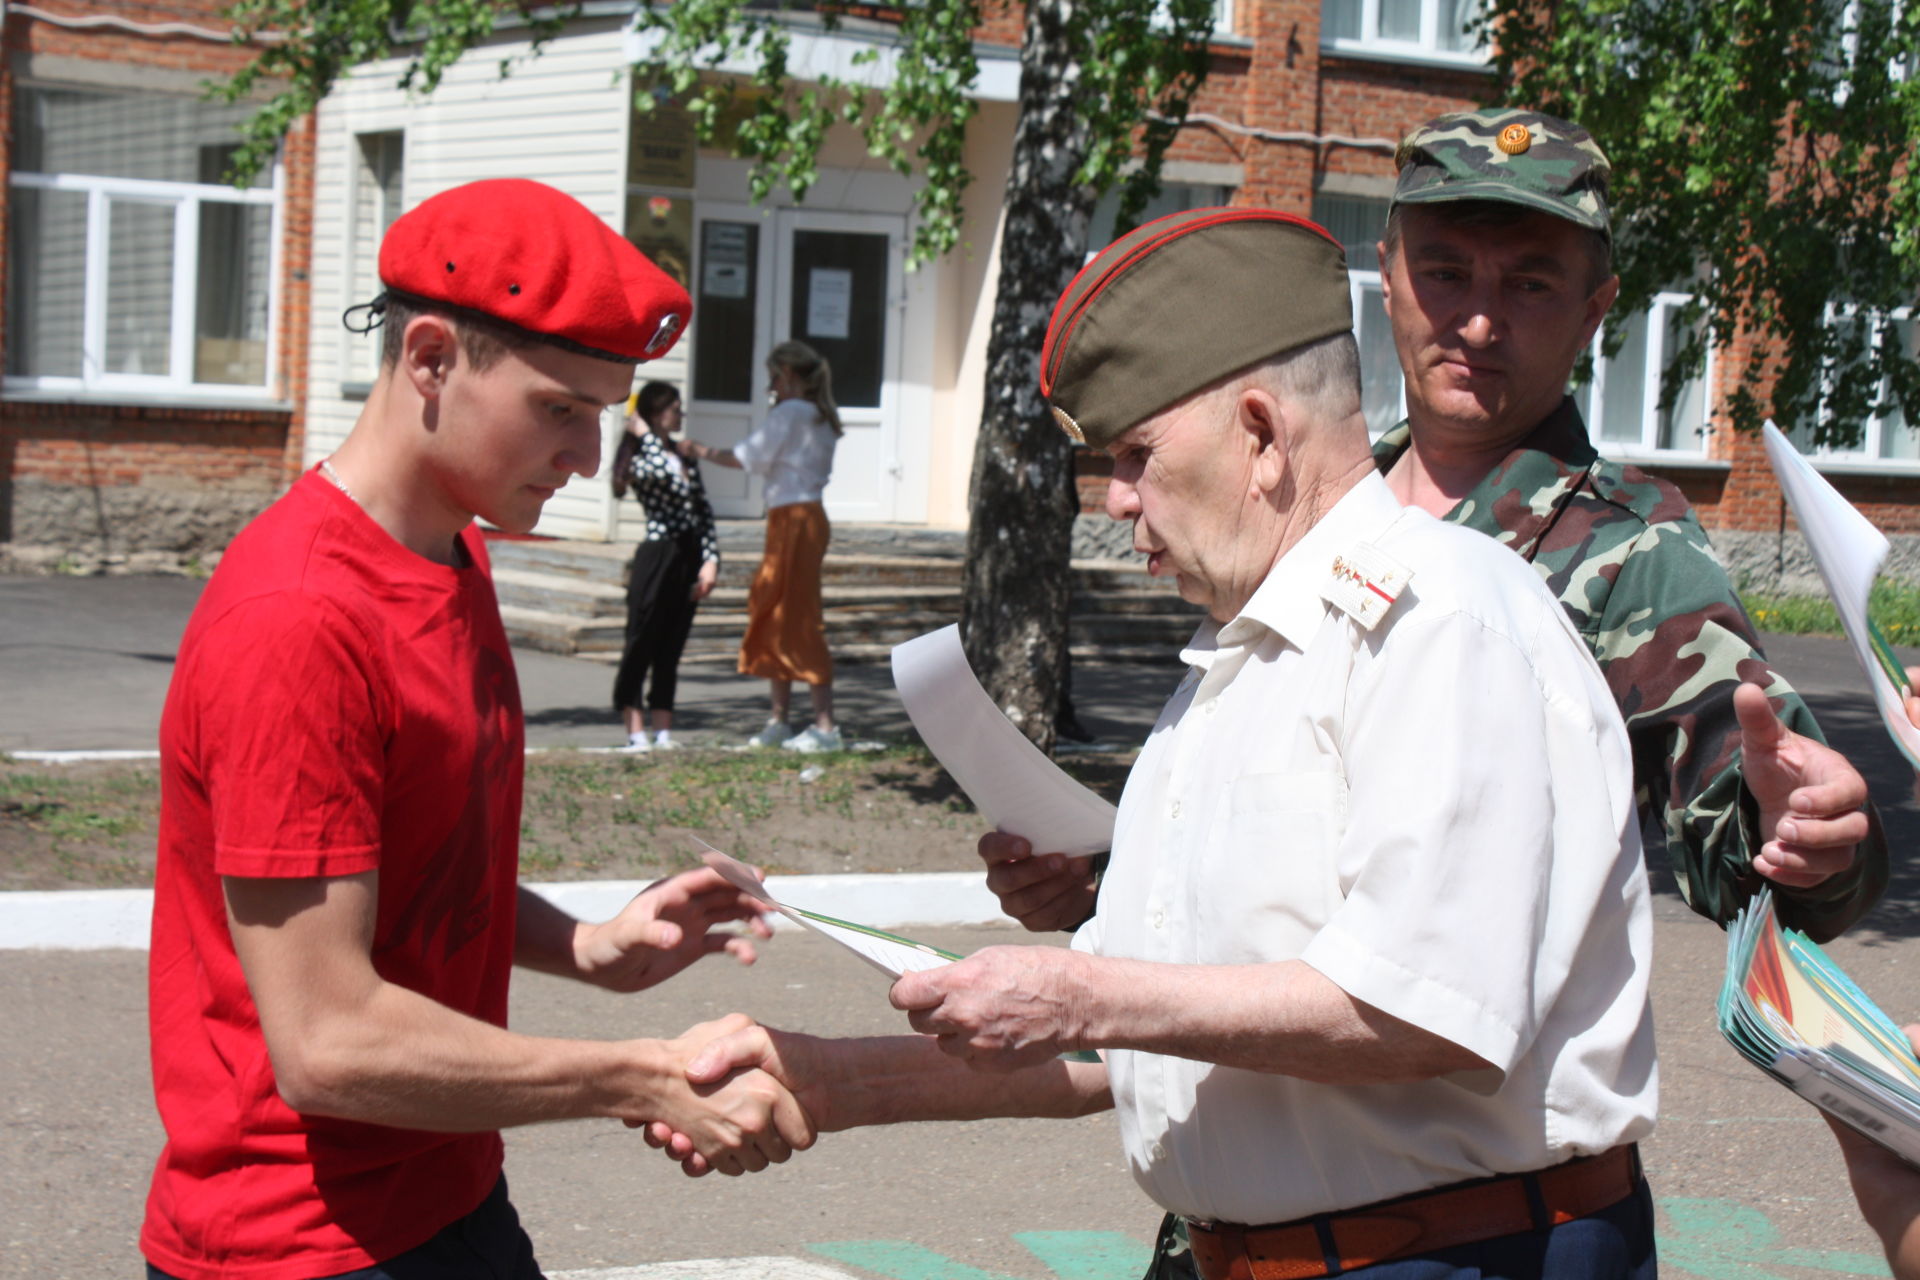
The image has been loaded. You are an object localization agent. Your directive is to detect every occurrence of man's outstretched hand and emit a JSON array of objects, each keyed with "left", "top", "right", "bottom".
[{"left": 1732, "top": 682, "right": 1868, "bottom": 890}]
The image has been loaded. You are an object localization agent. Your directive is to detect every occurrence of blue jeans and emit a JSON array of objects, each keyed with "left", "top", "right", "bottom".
[
  {"left": 1146, "top": 1177, "right": 1658, "bottom": 1280},
  {"left": 146, "top": 1175, "right": 543, "bottom": 1280}
]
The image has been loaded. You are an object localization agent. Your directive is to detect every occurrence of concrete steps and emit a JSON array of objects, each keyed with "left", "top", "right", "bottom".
[{"left": 489, "top": 522, "right": 1199, "bottom": 665}]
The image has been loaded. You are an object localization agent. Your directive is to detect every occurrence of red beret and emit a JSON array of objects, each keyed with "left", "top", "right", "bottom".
[{"left": 378, "top": 178, "right": 691, "bottom": 363}]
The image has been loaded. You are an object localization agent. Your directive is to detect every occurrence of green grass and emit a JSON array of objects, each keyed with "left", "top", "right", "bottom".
[{"left": 1742, "top": 577, "right": 1920, "bottom": 645}]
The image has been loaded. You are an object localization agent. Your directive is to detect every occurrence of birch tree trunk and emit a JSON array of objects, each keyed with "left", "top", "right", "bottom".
[{"left": 959, "top": 0, "right": 1099, "bottom": 756}]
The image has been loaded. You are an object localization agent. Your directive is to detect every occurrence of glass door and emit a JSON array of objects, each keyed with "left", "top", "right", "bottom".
[{"left": 773, "top": 210, "right": 903, "bottom": 523}]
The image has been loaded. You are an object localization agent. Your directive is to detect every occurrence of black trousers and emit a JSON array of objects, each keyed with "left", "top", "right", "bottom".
[
  {"left": 146, "top": 1175, "right": 542, "bottom": 1280},
  {"left": 612, "top": 532, "right": 702, "bottom": 715}
]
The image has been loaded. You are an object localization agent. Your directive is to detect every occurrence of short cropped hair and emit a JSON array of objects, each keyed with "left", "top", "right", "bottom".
[
  {"left": 380, "top": 294, "right": 538, "bottom": 373},
  {"left": 1381, "top": 200, "right": 1613, "bottom": 296},
  {"left": 1223, "top": 331, "right": 1364, "bottom": 424}
]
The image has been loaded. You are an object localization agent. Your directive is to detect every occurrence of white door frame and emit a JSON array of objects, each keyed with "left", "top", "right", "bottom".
[{"left": 772, "top": 207, "right": 906, "bottom": 523}]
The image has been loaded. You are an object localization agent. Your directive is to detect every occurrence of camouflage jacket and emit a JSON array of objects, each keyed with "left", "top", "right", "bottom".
[{"left": 1373, "top": 399, "right": 1888, "bottom": 942}]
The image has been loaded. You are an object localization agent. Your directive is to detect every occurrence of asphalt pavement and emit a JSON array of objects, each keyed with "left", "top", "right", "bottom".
[{"left": 5, "top": 572, "right": 1920, "bottom": 1278}]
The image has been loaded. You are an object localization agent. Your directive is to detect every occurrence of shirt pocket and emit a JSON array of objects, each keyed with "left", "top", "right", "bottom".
[{"left": 1197, "top": 771, "right": 1349, "bottom": 963}]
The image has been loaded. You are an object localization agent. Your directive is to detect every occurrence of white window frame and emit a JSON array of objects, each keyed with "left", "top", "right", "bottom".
[
  {"left": 5, "top": 168, "right": 283, "bottom": 404},
  {"left": 1579, "top": 291, "right": 1713, "bottom": 459},
  {"left": 340, "top": 130, "right": 405, "bottom": 396},
  {"left": 1320, "top": 0, "right": 1489, "bottom": 68},
  {"left": 1828, "top": 0, "right": 1911, "bottom": 105},
  {"left": 1347, "top": 268, "right": 1407, "bottom": 438},
  {"left": 1154, "top": 0, "right": 1237, "bottom": 37},
  {"left": 1807, "top": 302, "right": 1919, "bottom": 466}
]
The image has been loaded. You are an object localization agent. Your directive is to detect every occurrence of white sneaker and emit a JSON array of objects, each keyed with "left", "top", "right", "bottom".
[
  {"left": 782, "top": 725, "right": 843, "bottom": 753},
  {"left": 615, "top": 734, "right": 652, "bottom": 753},
  {"left": 652, "top": 731, "right": 679, "bottom": 751},
  {"left": 747, "top": 719, "right": 792, "bottom": 748}
]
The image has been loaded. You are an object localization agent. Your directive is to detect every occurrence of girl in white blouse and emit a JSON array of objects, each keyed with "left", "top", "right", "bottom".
[{"left": 685, "top": 340, "right": 843, "bottom": 752}]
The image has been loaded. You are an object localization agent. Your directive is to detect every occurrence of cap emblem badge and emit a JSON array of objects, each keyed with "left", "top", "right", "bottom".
[
  {"left": 1496, "top": 123, "right": 1533, "bottom": 155},
  {"left": 645, "top": 311, "right": 684, "bottom": 357},
  {"left": 1050, "top": 405, "right": 1086, "bottom": 445}
]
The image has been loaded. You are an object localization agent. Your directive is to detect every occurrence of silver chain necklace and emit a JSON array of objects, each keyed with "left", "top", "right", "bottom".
[{"left": 319, "top": 457, "right": 358, "bottom": 505}]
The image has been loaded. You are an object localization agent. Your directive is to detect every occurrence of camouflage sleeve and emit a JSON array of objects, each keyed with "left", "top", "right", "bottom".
[{"left": 1593, "top": 517, "right": 1888, "bottom": 942}]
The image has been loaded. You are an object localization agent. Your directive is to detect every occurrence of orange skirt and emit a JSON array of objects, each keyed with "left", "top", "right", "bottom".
[{"left": 738, "top": 501, "right": 833, "bottom": 684}]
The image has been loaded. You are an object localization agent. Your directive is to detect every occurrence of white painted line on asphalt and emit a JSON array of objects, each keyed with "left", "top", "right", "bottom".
[
  {"left": 0, "top": 872, "right": 1008, "bottom": 951},
  {"left": 551, "top": 1260, "right": 861, "bottom": 1280},
  {"left": 10, "top": 748, "right": 161, "bottom": 763}
]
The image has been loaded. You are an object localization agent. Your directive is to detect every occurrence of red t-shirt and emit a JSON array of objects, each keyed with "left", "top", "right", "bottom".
[{"left": 142, "top": 472, "right": 525, "bottom": 1280}]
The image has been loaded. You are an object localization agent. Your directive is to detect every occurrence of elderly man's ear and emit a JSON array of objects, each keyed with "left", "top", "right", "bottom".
[{"left": 1241, "top": 387, "right": 1290, "bottom": 498}]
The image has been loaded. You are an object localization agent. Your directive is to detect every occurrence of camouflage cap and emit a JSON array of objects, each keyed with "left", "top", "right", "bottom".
[
  {"left": 1040, "top": 208, "right": 1352, "bottom": 450},
  {"left": 1392, "top": 108, "right": 1612, "bottom": 240}
]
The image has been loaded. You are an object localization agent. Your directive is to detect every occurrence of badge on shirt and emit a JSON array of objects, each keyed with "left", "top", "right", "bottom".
[{"left": 1323, "top": 542, "right": 1412, "bottom": 631}]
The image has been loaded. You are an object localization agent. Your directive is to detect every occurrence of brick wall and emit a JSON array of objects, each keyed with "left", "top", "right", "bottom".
[{"left": 0, "top": 0, "right": 314, "bottom": 571}]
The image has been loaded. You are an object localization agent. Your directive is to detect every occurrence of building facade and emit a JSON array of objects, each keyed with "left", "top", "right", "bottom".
[
  {"left": 3, "top": 0, "right": 1915, "bottom": 589},
  {"left": 1, "top": 0, "right": 312, "bottom": 572}
]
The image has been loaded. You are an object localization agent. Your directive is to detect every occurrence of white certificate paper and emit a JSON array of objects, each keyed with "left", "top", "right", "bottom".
[
  {"left": 890, "top": 625, "right": 1117, "bottom": 856},
  {"left": 698, "top": 842, "right": 959, "bottom": 979},
  {"left": 1761, "top": 422, "right": 1920, "bottom": 769}
]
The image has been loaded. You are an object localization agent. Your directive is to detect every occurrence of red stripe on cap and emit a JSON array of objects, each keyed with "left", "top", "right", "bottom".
[
  {"left": 1041, "top": 208, "right": 1342, "bottom": 397},
  {"left": 1367, "top": 581, "right": 1396, "bottom": 604}
]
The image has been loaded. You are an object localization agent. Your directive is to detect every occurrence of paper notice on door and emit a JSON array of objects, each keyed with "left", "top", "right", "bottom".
[
  {"left": 1761, "top": 422, "right": 1920, "bottom": 770},
  {"left": 890, "top": 625, "right": 1118, "bottom": 857},
  {"left": 806, "top": 268, "right": 852, "bottom": 339}
]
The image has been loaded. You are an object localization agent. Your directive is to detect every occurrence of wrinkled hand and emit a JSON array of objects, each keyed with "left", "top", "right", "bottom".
[
  {"left": 574, "top": 868, "right": 773, "bottom": 993},
  {"left": 891, "top": 945, "right": 1092, "bottom": 1071},
  {"left": 1733, "top": 682, "right": 1869, "bottom": 890},
  {"left": 630, "top": 1014, "right": 815, "bottom": 1176},
  {"left": 641, "top": 1022, "right": 834, "bottom": 1177},
  {"left": 978, "top": 832, "right": 1098, "bottom": 934}
]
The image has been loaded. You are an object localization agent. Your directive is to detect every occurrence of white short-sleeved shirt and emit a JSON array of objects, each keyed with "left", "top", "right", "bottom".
[
  {"left": 735, "top": 398, "right": 836, "bottom": 509},
  {"left": 1075, "top": 470, "right": 1656, "bottom": 1226}
]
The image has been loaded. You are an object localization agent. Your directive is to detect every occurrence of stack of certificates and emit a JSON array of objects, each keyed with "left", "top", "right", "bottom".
[{"left": 1719, "top": 887, "right": 1920, "bottom": 1165}]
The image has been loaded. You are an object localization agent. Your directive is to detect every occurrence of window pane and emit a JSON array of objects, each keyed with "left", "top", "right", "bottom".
[
  {"left": 1311, "top": 193, "right": 1389, "bottom": 271},
  {"left": 351, "top": 132, "right": 404, "bottom": 381},
  {"left": 789, "top": 230, "right": 889, "bottom": 409},
  {"left": 5, "top": 186, "right": 87, "bottom": 377},
  {"left": 195, "top": 201, "right": 271, "bottom": 386},
  {"left": 1322, "top": 0, "right": 1362, "bottom": 41},
  {"left": 1435, "top": 0, "right": 1479, "bottom": 51},
  {"left": 16, "top": 86, "right": 264, "bottom": 186},
  {"left": 1380, "top": 0, "right": 1423, "bottom": 41},
  {"left": 1597, "top": 311, "right": 1649, "bottom": 445},
  {"left": 693, "top": 221, "right": 759, "bottom": 404},
  {"left": 1354, "top": 279, "right": 1404, "bottom": 436},
  {"left": 1089, "top": 182, "right": 1229, "bottom": 253},
  {"left": 1880, "top": 317, "right": 1919, "bottom": 459},
  {"left": 105, "top": 199, "right": 175, "bottom": 377},
  {"left": 1656, "top": 305, "right": 1708, "bottom": 451}
]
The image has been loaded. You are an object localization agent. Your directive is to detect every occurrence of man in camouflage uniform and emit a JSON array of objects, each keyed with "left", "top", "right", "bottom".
[{"left": 1370, "top": 106, "right": 1885, "bottom": 942}]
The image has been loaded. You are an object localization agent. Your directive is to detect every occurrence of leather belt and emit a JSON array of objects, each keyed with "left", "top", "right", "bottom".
[{"left": 1185, "top": 1144, "right": 1640, "bottom": 1280}]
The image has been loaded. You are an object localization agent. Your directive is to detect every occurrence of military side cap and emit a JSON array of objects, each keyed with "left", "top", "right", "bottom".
[
  {"left": 1041, "top": 208, "right": 1351, "bottom": 450},
  {"left": 379, "top": 178, "right": 691, "bottom": 363},
  {"left": 1392, "top": 108, "right": 1612, "bottom": 240}
]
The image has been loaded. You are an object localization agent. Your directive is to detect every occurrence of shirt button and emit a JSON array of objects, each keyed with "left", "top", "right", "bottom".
[
  {"left": 1169, "top": 799, "right": 1182, "bottom": 820},
  {"left": 1205, "top": 698, "right": 1218, "bottom": 715},
  {"left": 1150, "top": 1141, "right": 1168, "bottom": 1162},
  {"left": 1152, "top": 910, "right": 1166, "bottom": 930}
]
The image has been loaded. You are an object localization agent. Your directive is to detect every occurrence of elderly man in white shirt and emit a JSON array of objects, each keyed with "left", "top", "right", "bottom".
[{"left": 663, "top": 207, "right": 1659, "bottom": 1280}]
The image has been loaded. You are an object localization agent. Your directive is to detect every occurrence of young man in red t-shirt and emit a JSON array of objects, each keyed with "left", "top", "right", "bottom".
[{"left": 142, "top": 179, "right": 811, "bottom": 1280}]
